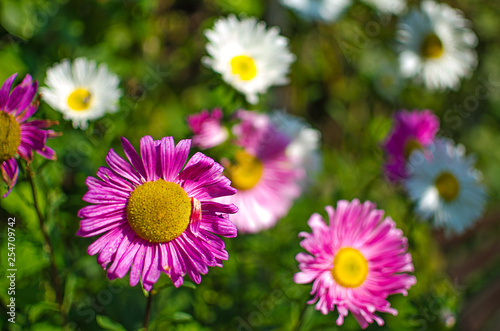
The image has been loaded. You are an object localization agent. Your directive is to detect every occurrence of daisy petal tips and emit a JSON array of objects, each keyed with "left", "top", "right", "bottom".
[
  {"left": 77, "top": 136, "right": 238, "bottom": 291},
  {"left": 294, "top": 199, "right": 416, "bottom": 328},
  {"left": 280, "top": 0, "right": 352, "bottom": 22},
  {"left": 361, "top": 0, "right": 407, "bottom": 15},
  {"left": 1, "top": 73, "right": 58, "bottom": 198}
]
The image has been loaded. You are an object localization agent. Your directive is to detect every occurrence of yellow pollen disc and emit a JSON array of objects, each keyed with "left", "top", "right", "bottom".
[
  {"left": 67, "top": 88, "right": 92, "bottom": 111},
  {"left": 126, "top": 179, "right": 191, "bottom": 243},
  {"left": 421, "top": 34, "right": 444, "bottom": 59},
  {"left": 230, "top": 55, "right": 257, "bottom": 81},
  {"left": 331, "top": 247, "right": 369, "bottom": 288},
  {"left": 225, "top": 150, "right": 263, "bottom": 191},
  {"left": 0, "top": 112, "right": 21, "bottom": 163},
  {"left": 435, "top": 172, "right": 460, "bottom": 202},
  {"left": 404, "top": 139, "right": 423, "bottom": 159}
]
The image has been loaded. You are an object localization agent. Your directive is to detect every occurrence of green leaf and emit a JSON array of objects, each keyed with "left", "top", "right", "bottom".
[
  {"left": 170, "top": 311, "right": 193, "bottom": 322},
  {"left": 96, "top": 315, "right": 127, "bottom": 331},
  {"left": 28, "top": 301, "right": 59, "bottom": 323},
  {"left": 181, "top": 281, "right": 197, "bottom": 290},
  {"left": 31, "top": 322, "right": 65, "bottom": 331},
  {"left": 62, "top": 273, "right": 77, "bottom": 316}
]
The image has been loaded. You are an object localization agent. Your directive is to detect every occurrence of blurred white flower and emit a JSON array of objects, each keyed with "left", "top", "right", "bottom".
[
  {"left": 405, "top": 138, "right": 486, "bottom": 235},
  {"left": 280, "top": 0, "right": 351, "bottom": 22},
  {"left": 41, "top": 57, "right": 122, "bottom": 129},
  {"left": 361, "top": 0, "right": 407, "bottom": 15},
  {"left": 397, "top": 1, "right": 478, "bottom": 90}
]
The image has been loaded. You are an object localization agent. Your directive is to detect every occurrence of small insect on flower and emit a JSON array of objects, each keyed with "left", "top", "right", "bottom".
[
  {"left": 405, "top": 138, "right": 487, "bottom": 235},
  {"left": 294, "top": 199, "right": 416, "bottom": 328},
  {"left": 77, "top": 136, "right": 238, "bottom": 291},
  {"left": 41, "top": 57, "right": 122, "bottom": 129},
  {"left": 0, "top": 74, "right": 58, "bottom": 198},
  {"left": 203, "top": 15, "right": 295, "bottom": 104}
]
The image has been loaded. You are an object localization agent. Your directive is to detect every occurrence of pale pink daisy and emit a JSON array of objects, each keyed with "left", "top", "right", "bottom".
[
  {"left": 77, "top": 136, "right": 238, "bottom": 291},
  {"left": 383, "top": 109, "right": 439, "bottom": 183},
  {"left": 218, "top": 110, "right": 301, "bottom": 233},
  {"left": 294, "top": 199, "right": 416, "bottom": 328},
  {"left": 187, "top": 108, "right": 228, "bottom": 150}
]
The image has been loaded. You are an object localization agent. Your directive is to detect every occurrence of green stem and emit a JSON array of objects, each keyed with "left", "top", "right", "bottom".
[
  {"left": 359, "top": 173, "right": 380, "bottom": 201},
  {"left": 27, "top": 167, "right": 67, "bottom": 325},
  {"left": 142, "top": 288, "right": 154, "bottom": 330},
  {"left": 403, "top": 199, "right": 417, "bottom": 247},
  {"left": 293, "top": 300, "right": 308, "bottom": 331}
]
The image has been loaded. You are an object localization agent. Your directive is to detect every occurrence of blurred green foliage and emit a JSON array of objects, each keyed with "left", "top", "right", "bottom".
[{"left": 1, "top": 0, "right": 500, "bottom": 330}]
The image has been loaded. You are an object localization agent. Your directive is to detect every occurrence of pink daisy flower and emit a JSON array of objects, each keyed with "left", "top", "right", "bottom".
[
  {"left": 77, "top": 136, "right": 238, "bottom": 291},
  {"left": 294, "top": 199, "right": 416, "bottom": 328},
  {"left": 383, "top": 109, "right": 439, "bottom": 183},
  {"left": 218, "top": 110, "right": 301, "bottom": 233},
  {"left": 187, "top": 108, "right": 228, "bottom": 150},
  {"left": 1, "top": 74, "right": 58, "bottom": 198}
]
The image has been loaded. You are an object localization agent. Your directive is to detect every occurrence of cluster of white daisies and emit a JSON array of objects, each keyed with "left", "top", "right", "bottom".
[
  {"left": 281, "top": 0, "right": 477, "bottom": 92},
  {"left": 203, "top": 1, "right": 477, "bottom": 102},
  {"left": 40, "top": 1, "right": 478, "bottom": 128}
]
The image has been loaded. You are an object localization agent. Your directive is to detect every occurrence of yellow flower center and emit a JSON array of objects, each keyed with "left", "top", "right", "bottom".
[
  {"left": 331, "top": 247, "right": 369, "bottom": 288},
  {"left": 67, "top": 88, "right": 92, "bottom": 111},
  {"left": 230, "top": 55, "right": 257, "bottom": 81},
  {"left": 225, "top": 150, "right": 263, "bottom": 191},
  {"left": 126, "top": 179, "right": 191, "bottom": 243},
  {"left": 421, "top": 34, "right": 444, "bottom": 59},
  {"left": 0, "top": 112, "right": 21, "bottom": 163},
  {"left": 404, "top": 139, "right": 423, "bottom": 159},
  {"left": 435, "top": 172, "right": 460, "bottom": 202}
]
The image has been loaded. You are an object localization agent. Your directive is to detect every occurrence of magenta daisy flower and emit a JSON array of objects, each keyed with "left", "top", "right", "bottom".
[
  {"left": 187, "top": 108, "right": 228, "bottom": 150},
  {"left": 294, "top": 199, "right": 416, "bottom": 328},
  {"left": 77, "top": 136, "right": 238, "bottom": 291},
  {"left": 218, "top": 110, "right": 301, "bottom": 233},
  {"left": 383, "top": 109, "right": 439, "bottom": 182},
  {"left": 1, "top": 74, "right": 58, "bottom": 198}
]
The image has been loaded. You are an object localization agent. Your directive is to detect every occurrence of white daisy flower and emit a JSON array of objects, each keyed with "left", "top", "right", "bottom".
[
  {"left": 396, "top": 1, "right": 478, "bottom": 90},
  {"left": 405, "top": 138, "right": 486, "bottom": 235},
  {"left": 203, "top": 15, "right": 295, "bottom": 104},
  {"left": 270, "top": 111, "right": 322, "bottom": 185},
  {"left": 280, "top": 0, "right": 352, "bottom": 22},
  {"left": 41, "top": 57, "right": 122, "bottom": 129},
  {"left": 361, "top": 0, "right": 406, "bottom": 15}
]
